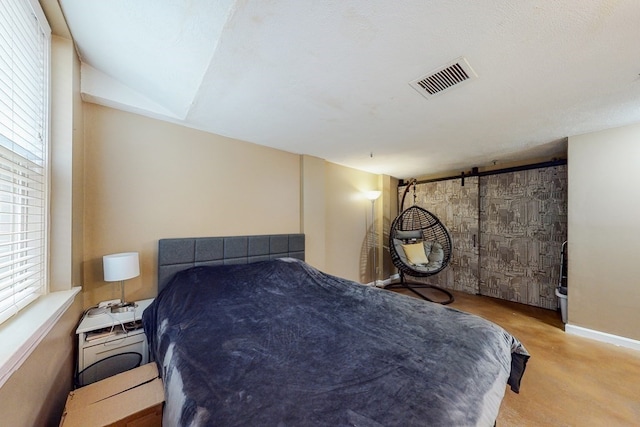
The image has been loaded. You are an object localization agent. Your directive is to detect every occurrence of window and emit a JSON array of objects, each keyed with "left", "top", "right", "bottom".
[{"left": 0, "top": 0, "right": 50, "bottom": 325}]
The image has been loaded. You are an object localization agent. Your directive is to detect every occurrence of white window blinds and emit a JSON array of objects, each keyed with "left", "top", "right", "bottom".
[{"left": 0, "top": 0, "right": 50, "bottom": 325}]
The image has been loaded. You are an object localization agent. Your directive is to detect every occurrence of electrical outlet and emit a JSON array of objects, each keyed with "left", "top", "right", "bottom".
[{"left": 98, "top": 299, "right": 121, "bottom": 308}]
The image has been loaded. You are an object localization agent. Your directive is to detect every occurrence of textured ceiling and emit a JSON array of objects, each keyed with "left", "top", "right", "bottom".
[{"left": 58, "top": 0, "right": 640, "bottom": 179}]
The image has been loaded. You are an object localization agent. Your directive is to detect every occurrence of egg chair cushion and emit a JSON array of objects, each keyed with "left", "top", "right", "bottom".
[
  {"left": 395, "top": 229, "right": 423, "bottom": 241},
  {"left": 424, "top": 241, "right": 444, "bottom": 264},
  {"left": 401, "top": 242, "right": 430, "bottom": 265},
  {"left": 395, "top": 239, "right": 444, "bottom": 273}
]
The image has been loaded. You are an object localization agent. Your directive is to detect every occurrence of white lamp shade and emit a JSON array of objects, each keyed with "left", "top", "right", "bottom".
[
  {"left": 103, "top": 252, "right": 140, "bottom": 282},
  {"left": 365, "top": 190, "right": 382, "bottom": 201}
]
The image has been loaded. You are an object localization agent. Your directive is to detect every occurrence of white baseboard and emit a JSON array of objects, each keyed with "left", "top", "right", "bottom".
[{"left": 565, "top": 324, "right": 640, "bottom": 352}]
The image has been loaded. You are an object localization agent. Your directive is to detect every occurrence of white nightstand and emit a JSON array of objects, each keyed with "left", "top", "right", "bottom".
[{"left": 76, "top": 299, "right": 154, "bottom": 379}]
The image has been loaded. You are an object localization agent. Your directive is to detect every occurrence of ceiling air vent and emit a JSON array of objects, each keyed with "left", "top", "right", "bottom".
[{"left": 409, "top": 57, "right": 477, "bottom": 99}]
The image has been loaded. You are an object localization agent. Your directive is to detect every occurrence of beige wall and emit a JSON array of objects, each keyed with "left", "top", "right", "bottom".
[
  {"left": 568, "top": 123, "right": 640, "bottom": 341},
  {"left": 83, "top": 104, "right": 302, "bottom": 306},
  {"left": 324, "top": 162, "right": 383, "bottom": 283},
  {"left": 381, "top": 175, "right": 399, "bottom": 280},
  {"left": 82, "top": 106, "right": 393, "bottom": 305},
  {"left": 50, "top": 35, "right": 85, "bottom": 291},
  {"left": 301, "top": 157, "right": 393, "bottom": 283},
  {"left": 0, "top": 295, "right": 83, "bottom": 427},
  {"left": 301, "top": 155, "right": 327, "bottom": 270}
]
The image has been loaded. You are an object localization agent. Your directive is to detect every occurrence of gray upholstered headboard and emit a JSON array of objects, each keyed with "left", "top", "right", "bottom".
[{"left": 157, "top": 234, "right": 305, "bottom": 292}]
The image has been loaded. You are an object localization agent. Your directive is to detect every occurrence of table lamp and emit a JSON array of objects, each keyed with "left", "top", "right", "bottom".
[{"left": 103, "top": 252, "right": 139, "bottom": 313}]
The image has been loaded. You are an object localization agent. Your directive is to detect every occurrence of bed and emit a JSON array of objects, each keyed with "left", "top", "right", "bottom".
[{"left": 143, "top": 234, "right": 529, "bottom": 426}]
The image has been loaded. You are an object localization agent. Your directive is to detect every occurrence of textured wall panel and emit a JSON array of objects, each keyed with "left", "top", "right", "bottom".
[{"left": 479, "top": 165, "right": 567, "bottom": 309}]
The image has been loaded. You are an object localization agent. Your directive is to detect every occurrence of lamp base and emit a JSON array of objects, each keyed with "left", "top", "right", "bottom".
[{"left": 110, "top": 301, "right": 138, "bottom": 313}]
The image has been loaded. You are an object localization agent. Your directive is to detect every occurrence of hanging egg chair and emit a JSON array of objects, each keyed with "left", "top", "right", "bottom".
[{"left": 386, "top": 179, "right": 454, "bottom": 304}]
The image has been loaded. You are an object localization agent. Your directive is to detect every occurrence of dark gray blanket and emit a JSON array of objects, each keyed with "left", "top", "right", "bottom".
[{"left": 143, "top": 258, "right": 528, "bottom": 426}]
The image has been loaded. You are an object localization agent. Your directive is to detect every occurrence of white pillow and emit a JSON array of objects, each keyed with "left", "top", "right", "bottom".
[{"left": 401, "top": 243, "right": 429, "bottom": 265}]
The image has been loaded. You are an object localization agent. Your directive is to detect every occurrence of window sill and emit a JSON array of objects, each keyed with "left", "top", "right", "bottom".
[{"left": 0, "top": 287, "right": 81, "bottom": 389}]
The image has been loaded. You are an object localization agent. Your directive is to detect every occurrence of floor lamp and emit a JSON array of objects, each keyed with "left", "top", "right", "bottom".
[{"left": 365, "top": 190, "right": 382, "bottom": 285}]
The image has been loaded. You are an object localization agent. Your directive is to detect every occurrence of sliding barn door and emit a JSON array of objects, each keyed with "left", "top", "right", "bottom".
[
  {"left": 478, "top": 165, "right": 567, "bottom": 309},
  {"left": 402, "top": 177, "right": 480, "bottom": 294}
]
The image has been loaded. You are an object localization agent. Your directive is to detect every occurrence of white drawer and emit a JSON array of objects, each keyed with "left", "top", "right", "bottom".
[{"left": 79, "top": 329, "right": 149, "bottom": 372}]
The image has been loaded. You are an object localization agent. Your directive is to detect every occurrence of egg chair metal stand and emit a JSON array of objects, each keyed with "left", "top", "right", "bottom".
[{"left": 385, "top": 180, "right": 454, "bottom": 304}]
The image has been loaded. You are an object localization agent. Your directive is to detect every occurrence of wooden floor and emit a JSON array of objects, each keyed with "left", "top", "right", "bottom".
[{"left": 392, "top": 287, "right": 640, "bottom": 426}]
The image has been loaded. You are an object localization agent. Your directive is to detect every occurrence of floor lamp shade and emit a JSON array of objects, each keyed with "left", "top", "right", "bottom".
[
  {"left": 103, "top": 252, "right": 140, "bottom": 282},
  {"left": 365, "top": 190, "right": 382, "bottom": 201}
]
